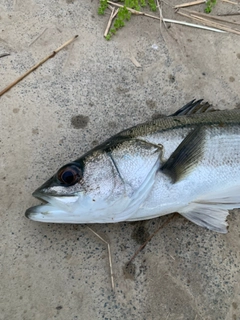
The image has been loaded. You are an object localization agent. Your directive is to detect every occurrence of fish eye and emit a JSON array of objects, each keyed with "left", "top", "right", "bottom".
[{"left": 57, "top": 165, "right": 83, "bottom": 186}]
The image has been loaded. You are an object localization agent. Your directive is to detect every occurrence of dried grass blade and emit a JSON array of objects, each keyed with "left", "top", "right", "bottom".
[
  {"left": 0, "top": 35, "right": 78, "bottom": 97},
  {"left": 86, "top": 226, "right": 115, "bottom": 291},
  {"left": 174, "top": 0, "right": 206, "bottom": 9}
]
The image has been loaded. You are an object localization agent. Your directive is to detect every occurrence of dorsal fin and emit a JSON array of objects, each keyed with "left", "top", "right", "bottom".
[{"left": 170, "top": 99, "right": 216, "bottom": 116}]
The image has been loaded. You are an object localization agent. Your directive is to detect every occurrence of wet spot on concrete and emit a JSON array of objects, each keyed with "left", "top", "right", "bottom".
[
  {"left": 146, "top": 99, "right": 156, "bottom": 110},
  {"left": 13, "top": 108, "right": 19, "bottom": 113},
  {"left": 108, "top": 121, "right": 117, "bottom": 128},
  {"left": 187, "top": 39, "right": 192, "bottom": 42},
  {"left": 131, "top": 224, "right": 150, "bottom": 245},
  {"left": 123, "top": 261, "right": 136, "bottom": 280},
  {"left": 71, "top": 115, "right": 89, "bottom": 129},
  {"left": 229, "top": 76, "right": 235, "bottom": 82},
  {"left": 237, "top": 53, "right": 240, "bottom": 59},
  {"left": 32, "top": 128, "right": 39, "bottom": 135},
  {"left": 116, "top": 86, "right": 130, "bottom": 94},
  {"left": 56, "top": 306, "right": 63, "bottom": 310},
  {"left": 232, "top": 302, "right": 238, "bottom": 309},
  {"left": 169, "top": 74, "right": 175, "bottom": 83}
]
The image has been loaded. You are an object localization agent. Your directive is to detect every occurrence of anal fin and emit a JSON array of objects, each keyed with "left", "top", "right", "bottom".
[
  {"left": 179, "top": 203, "right": 229, "bottom": 233},
  {"left": 178, "top": 184, "right": 240, "bottom": 233}
]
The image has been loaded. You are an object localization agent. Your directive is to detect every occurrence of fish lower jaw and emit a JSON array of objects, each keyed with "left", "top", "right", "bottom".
[
  {"left": 25, "top": 205, "right": 86, "bottom": 223},
  {"left": 25, "top": 204, "right": 67, "bottom": 222},
  {"left": 25, "top": 201, "right": 120, "bottom": 223}
]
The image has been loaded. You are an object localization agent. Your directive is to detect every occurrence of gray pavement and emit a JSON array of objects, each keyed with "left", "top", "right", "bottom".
[{"left": 1, "top": 1, "right": 240, "bottom": 319}]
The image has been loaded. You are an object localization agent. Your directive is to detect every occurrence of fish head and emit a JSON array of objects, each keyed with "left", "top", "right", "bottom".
[
  {"left": 26, "top": 135, "right": 162, "bottom": 224},
  {"left": 25, "top": 149, "right": 134, "bottom": 223}
]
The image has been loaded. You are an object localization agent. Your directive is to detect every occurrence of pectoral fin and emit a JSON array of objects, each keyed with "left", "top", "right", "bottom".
[{"left": 161, "top": 127, "right": 205, "bottom": 182}]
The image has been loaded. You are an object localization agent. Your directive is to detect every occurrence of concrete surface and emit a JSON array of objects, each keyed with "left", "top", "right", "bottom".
[{"left": 1, "top": 1, "right": 240, "bottom": 319}]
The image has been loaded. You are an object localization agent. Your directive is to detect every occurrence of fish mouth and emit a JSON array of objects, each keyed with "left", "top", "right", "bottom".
[
  {"left": 25, "top": 204, "right": 81, "bottom": 223},
  {"left": 25, "top": 190, "right": 80, "bottom": 223},
  {"left": 25, "top": 204, "right": 56, "bottom": 221},
  {"left": 32, "top": 189, "right": 51, "bottom": 202},
  {"left": 25, "top": 202, "right": 79, "bottom": 223}
]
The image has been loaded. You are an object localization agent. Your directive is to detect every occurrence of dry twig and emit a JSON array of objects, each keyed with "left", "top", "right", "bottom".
[
  {"left": 0, "top": 53, "right": 10, "bottom": 59},
  {"left": 129, "top": 54, "right": 142, "bottom": 67},
  {"left": 0, "top": 35, "right": 78, "bottom": 97},
  {"left": 104, "top": 7, "right": 119, "bottom": 37},
  {"left": 217, "top": 12, "right": 240, "bottom": 16},
  {"left": 191, "top": 13, "right": 240, "bottom": 33},
  {"left": 222, "top": 0, "right": 238, "bottom": 4},
  {"left": 162, "top": 18, "right": 226, "bottom": 31},
  {"left": 86, "top": 226, "right": 115, "bottom": 291},
  {"left": 178, "top": 10, "right": 240, "bottom": 34},
  {"left": 107, "top": 0, "right": 226, "bottom": 33},
  {"left": 183, "top": 8, "right": 240, "bottom": 25},
  {"left": 156, "top": 0, "right": 168, "bottom": 30},
  {"left": 108, "top": 0, "right": 161, "bottom": 19},
  {"left": 174, "top": 0, "right": 206, "bottom": 9},
  {"left": 28, "top": 28, "right": 48, "bottom": 47}
]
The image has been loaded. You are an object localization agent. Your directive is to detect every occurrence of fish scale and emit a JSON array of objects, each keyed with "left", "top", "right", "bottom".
[
  {"left": 121, "top": 108, "right": 240, "bottom": 138},
  {"left": 136, "top": 126, "right": 240, "bottom": 220}
]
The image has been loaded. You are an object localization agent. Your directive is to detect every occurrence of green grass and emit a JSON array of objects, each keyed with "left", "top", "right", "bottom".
[
  {"left": 98, "top": 0, "right": 157, "bottom": 40},
  {"left": 99, "top": 0, "right": 218, "bottom": 39},
  {"left": 98, "top": 0, "right": 108, "bottom": 15},
  {"left": 204, "top": 0, "right": 217, "bottom": 13}
]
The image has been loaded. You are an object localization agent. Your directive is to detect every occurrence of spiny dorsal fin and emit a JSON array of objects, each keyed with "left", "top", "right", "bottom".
[
  {"left": 161, "top": 127, "right": 205, "bottom": 182},
  {"left": 170, "top": 99, "right": 216, "bottom": 116}
]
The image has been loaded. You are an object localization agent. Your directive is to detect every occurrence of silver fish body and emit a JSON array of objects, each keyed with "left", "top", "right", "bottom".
[{"left": 25, "top": 101, "right": 240, "bottom": 233}]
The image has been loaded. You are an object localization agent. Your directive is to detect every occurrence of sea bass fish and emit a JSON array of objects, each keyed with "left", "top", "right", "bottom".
[{"left": 25, "top": 100, "right": 240, "bottom": 233}]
